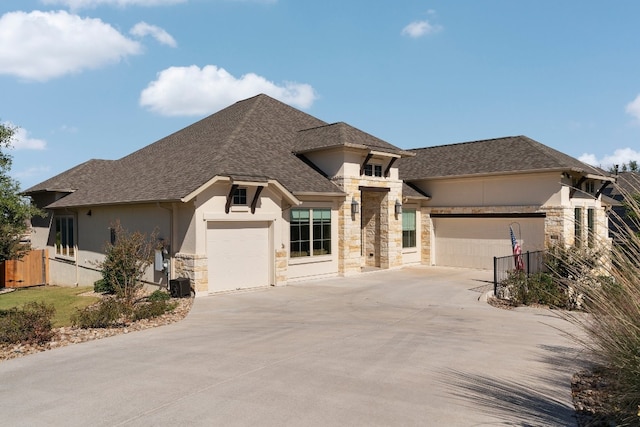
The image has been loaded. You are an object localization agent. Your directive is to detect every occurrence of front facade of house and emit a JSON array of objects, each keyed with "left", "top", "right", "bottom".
[{"left": 25, "top": 95, "right": 614, "bottom": 295}]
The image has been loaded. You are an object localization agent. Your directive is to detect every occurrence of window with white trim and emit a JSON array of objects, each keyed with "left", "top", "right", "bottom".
[
  {"left": 574, "top": 207, "right": 583, "bottom": 248},
  {"left": 55, "top": 216, "right": 75, "bottom": 257},
  {"left": 585, "top": 181, "right": 595, "bottom": 194},
  {"left": 290, "top": 208, "right": 331, "bottom": 257},
  {"left": 363, "top": 164, "right": 383, "bottom": 177},
  {"left": 232, "top": 187, "right": 247, "bottom": 205},
  {"left": 587, "top": 208, "right": 596, "bottom": 248},
  {"left": 402, "top": 209, "right": 417, "bottom": 248}
]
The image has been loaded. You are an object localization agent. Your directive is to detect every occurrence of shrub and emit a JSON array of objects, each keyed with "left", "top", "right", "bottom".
[
  {"left": 132, "top": 300, "right": 176, "bottom": 321},
  {"left": 559, "top": 178, "right": 640, "bottom": 424},
  {"left": 148, "top": 289, "right": 171, "bottom": 302},
  {"left": 93, "top": 278, "right": 114, "bottom": 294},
  {"left": 97, "top": 221, "right": 159, "bottom": 308},
  {"left": 0, "top": 301, "right": 55, "bottom": 344},
  {"left": 71, "top": 298, "right": 127, "bottom": 329},
  {"left": 499, "top": 271, "right": 571, "bottom": 308}
]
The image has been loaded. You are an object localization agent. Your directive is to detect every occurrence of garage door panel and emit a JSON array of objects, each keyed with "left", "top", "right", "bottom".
[
  {"left": 206, "top": 222, "right": 270, "bottom": 292},
  {"left": 433, "top": 218, "right": 544, "bottom": 269}
]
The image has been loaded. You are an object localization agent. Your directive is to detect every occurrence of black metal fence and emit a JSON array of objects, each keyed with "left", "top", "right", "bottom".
[{"left": 493, "top": 250, "right": 547, "bottom": 295}]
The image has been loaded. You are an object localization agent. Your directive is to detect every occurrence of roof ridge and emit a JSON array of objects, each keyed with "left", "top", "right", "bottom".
[
  {"left": 297, "top": 122, "right": 346, "bottom": 133},
  {"left": 407, "top": 135, "right": 522, "bottom": 151}
]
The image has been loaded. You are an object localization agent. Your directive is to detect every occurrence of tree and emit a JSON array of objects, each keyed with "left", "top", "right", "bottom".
[
  {"left": 98, "top": 221, "right": 159, "bottom": 308},
  {"left": 0, "top": 123, "right": 42, "bottom": 262}
]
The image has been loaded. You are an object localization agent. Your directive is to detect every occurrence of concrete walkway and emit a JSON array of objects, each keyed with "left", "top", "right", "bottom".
[{"left": 0, "top": 266, "right": 586, "bottom": 426}]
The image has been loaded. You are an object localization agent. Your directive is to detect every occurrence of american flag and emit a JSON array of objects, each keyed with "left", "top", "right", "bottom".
[{"left": 510, "top": 226, "right": 525, "bottom": 271}]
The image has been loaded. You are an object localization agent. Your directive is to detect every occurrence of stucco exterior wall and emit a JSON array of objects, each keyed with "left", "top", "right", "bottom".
[
  {"left": 413, "top": 172, "right": 564, "bottom": 207},
  {"left": 34, "top": 204, "right": 173, "bottom": 287}
]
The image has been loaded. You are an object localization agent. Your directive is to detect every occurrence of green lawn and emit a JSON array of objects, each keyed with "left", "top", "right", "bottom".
[{"left": 0, "top": 286, "right": 100, "bottom": 328}]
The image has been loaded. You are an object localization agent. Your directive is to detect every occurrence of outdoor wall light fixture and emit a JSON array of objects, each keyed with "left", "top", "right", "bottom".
[
  {"left": 351, "top": 198, "right": 359, "bottom": 215},
  {"left": 395, "top": 199, "right": 402, "bottom": 215}
]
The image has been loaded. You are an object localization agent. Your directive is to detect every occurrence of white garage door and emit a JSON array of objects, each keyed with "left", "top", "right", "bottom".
[
  {"left": 433, "top": 217, "right": 545, "bottom": 269},
  {"left": 206, "top": 221, "right": 271, "bottom": 293}
]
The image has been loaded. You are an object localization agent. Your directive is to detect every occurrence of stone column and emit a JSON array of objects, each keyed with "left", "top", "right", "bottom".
[{"left": 174, "top": 253, "right": 208, "bottom": 293}]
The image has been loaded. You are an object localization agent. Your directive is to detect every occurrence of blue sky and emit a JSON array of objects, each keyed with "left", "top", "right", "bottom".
[{"left": 2, "top": 0, "right": 640, "bottom": 190}]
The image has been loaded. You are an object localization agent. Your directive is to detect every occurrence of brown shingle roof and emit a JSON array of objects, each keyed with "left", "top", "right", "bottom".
[
  {"left": 295, "top": 122, "right": 413, "bottom": 156},
  {"left": 27, "top": 94, "right": 346, "bottom": 208},
  {"left": 24, "top": 159, "right": 114, "bottom": 194},
  {"left": 399, "top": 135, "right": 612, "bottom": 180}
]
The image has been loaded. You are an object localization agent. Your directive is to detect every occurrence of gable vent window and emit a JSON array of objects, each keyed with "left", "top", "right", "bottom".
[
  {"left": 232, "top": 188, "right": 247, "bottom": 205},
  {"left": 364, "top": 164, "right": 383, "bottom": 177}
]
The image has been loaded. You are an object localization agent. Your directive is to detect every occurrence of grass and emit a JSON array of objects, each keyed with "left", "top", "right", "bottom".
[
  {"left": 558, "top": 176, "right": 640, "bottom": 425},
  {"left": 0, "top": 286, "right": 99, "bottom": 328}
]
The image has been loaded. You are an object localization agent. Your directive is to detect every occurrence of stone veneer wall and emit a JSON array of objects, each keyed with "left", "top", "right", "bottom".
[
  {"left": 334, "top": 175, "right": 403, "bottom": 274},
  {"left": 362, "top": 191, "right": 384, "bottom": 267},
  {"left": 275, "top": 248, "right": 288, "bottom": 285},
  {"left": 420, "top": 208, "right": 431, "bottom": 264},
  {"left": 174, "top": 253, "right": 208, "bottom": 293},
  {"left": 539, "top": 206, "right": 567, "bottom": 247}
]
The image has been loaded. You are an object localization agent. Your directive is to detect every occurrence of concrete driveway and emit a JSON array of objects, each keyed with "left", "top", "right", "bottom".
[{"left": 0, "top": 266, "right": 586, "bottom": 426}]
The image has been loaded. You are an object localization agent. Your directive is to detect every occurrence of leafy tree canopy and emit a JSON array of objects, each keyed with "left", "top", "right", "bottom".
[{"left": 0, "top": 122, "right": 42, "bottom": 262}]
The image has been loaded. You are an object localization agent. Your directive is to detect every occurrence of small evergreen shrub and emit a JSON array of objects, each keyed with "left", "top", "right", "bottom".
[
  {"left": 132, "top": 300, "right": 176, "bottom": 321},
  {"left": 499, "top": 271, "right": 572, "bottom": 308},
  {"left": 93, "top": 278, "right": 114, "bottom": 294},
  {"left": 0, "top": 301, "right": 55, "bottom": 344},
  {"left": 148, "top": 289, "right": 171, "bottom": 302},
  {"left": 71, "top": 298, "right": 126, "bottom": 329}
]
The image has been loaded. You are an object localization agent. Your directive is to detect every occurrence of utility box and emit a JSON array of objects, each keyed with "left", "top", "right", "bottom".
[{"left": 169, "top": 277, "right": 191, "bottom": 298}]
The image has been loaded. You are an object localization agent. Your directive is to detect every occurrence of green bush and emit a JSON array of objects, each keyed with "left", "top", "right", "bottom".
[
  {"left": 93, "top": 278, "right": 114, "bottom": 294},
  {"left": 132, "top": 300, "right": 176, "bottom": 321},
  {"left": 499, "top": 271, "right": 572, "bottom": 308},
  {"left": 148, "top": 289, "right": 171, "bottom": 302},
  {"left": 0, "top": 301, "right": 55, "bottom": 344},
  {"left": 71, "top": 298, "right": 126, "bottom": 329}
]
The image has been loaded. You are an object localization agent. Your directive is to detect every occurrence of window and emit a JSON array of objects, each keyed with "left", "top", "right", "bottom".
[
  {"left": 574, "top": 207, "right": 583, "bottom": 247},
  {"left": 587, "top": 208, "right": 596, "bottom": 248},
  {"left": 232, "top": 188, "right": 247, "bottom": 205},
  {"left": 402, "top": 209, "right": 417, "bottom": 248},
  {"left": 55, "top": 216, "right": 75, "bottom": 257},
  {"left": 290, "top": 208, "right": 331, "bottom": 257},
  {"left": 363, "top": 164, "right": 383, "bottom": 177},
  {"left": 585, "top": 181, "right": 595, "bottom": 194}
]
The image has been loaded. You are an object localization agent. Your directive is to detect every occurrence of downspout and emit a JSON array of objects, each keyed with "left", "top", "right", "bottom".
[
  {"left": 156, "top": 203, "right": 176, "bottom": 283},
  {"left": 171, "top": 202, "right": 178, "bottom": 280}
]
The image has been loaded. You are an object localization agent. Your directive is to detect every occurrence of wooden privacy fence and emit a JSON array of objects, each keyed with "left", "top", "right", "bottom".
[{"left": 0, "top": 249, "right": 49, "bottom": 289}]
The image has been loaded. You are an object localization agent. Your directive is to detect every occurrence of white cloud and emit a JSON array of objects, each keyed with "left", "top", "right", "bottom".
[
  {"left": 139, "top": 65, "right": 317, "bottom": 116},
  {"left": 579, "top": 148, "right": 640, "bottom": 169},
  {"left": 12, "top": 165, "right": 52, "bottom": 180},
  {"left": 401, "top": 19, "right": 442, "bottom": 38},
  {"left": 0, "top": 10, "right": 142, "bottom": 81},
  {"left": 41, "top": 0, "right": 186, "bottom": 10},
  {"left": 130, "top": 22, "right": 177, "bottom": 47},
  {"left": 6, "top": 125, "right": 47, "bottom": 151},
  {"left": 625, "top": 94, "right": 640, "bottom": 121}
]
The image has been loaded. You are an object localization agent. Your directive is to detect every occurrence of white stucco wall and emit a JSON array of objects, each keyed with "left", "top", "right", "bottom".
[
  {"left": 412, "top": 172, "right": 564, "bottom": 207},
  {"left": 37, "top": 203, "right": 178, "bottom": 287}
]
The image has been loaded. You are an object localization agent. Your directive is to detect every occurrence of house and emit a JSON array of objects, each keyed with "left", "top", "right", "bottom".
[
  {"left": 24, "top": 94, "right": 614, "bottom": 295},
  {"left": 601, "top": 171, "right": 640, "bottom": 240},
  {"left": 399, "top": 136, "right": 615, "bottom": 268}
]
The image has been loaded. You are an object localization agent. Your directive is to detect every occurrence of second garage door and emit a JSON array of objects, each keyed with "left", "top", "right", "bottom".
[
  {"left": 433, "top": 217, "right": 545, "bottom": 269},
  {"left": 206, "top": 221, "right": 271, "bottom": 293}
]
